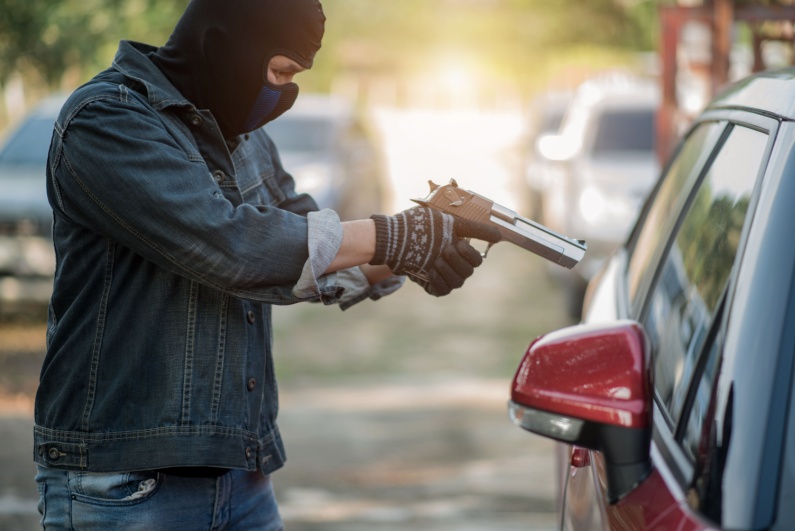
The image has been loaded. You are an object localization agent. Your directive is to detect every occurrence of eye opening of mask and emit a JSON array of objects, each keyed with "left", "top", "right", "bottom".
[{"left": 261, "top": 50, "right": 311, "bottom": 86}]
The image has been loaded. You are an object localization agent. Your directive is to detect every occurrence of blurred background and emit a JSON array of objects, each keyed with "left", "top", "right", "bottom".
[{"left": 1, "top": 0, "right": 795, "bottom": 529}]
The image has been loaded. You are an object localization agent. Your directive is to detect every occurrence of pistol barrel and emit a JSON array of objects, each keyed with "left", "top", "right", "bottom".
[
  {"left": 490, "top": 204, "right": 586, "bottom": 269},
  {"left": 413, "top": 179, "right": 587, "bottom": 269}
]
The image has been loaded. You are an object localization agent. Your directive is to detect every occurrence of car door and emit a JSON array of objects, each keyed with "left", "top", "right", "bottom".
[{"left": 563, "top": 113, "right": 776, "bottom": 530}]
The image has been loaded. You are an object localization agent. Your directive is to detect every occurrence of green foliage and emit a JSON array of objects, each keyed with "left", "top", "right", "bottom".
[
  {"left": 0, "top": 0, "right": 654, "bottom": 91},
  {"left": 677, "top": 186, "right": 750, "bottom": 311},
  {"left": 0, "top": 0, "right": 188, "bottom": 88},
  {"left": 314, "top": 0, "right": 656, "bottom": 90}
]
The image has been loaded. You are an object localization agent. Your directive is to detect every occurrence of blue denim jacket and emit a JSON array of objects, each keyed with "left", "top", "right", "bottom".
[{"left": 33, "top": 41, "right": 360, "bottom": 475}]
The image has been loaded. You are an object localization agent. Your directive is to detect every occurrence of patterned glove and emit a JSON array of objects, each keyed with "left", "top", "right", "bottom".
[
  {"left": 369, "top": 207, "right": 500, "bottom": 293},
  {"left": 420, "top": 239, "right": 486, "bottom": 296}
]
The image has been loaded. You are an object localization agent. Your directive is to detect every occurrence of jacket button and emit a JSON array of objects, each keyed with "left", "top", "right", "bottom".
[
  {"left": 213, "top": 170, "right": 225, "bottom": 184},
  {"left": 247, "top": 310, "right": 255, "bottom": 324},
  {"left": 47, "top": 447, "right": 61, "bottom": 461},
  {"left": 247, "top": 378, "right": 256, "bottom": 392},
  {"left": 245, "top": 447, "right": 252, "bottom": 459},
  {"left": 189, "top": 114, "right": 203, "bottom": 127}
]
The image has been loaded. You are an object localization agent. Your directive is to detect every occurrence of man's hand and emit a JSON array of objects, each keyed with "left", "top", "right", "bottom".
[
  {"left": 369, "top": 207, "right": 500, "bottom": 294},
  {"left": 418, "top": 239, "right": 485, "bottom": 296}
]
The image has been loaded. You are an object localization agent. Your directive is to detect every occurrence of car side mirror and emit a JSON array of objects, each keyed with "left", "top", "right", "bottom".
[{"left": 509, "top": 320, "right": 652, "bottom": 503}]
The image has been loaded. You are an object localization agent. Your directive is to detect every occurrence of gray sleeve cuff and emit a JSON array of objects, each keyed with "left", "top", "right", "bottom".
[
  {"left": 292, "top": 209, "right": 405, "bottom": 307},
  {"left": 337, "top": 268, "right": 406, "bottom": 311},
  {"left": 292, "top": 209, "right": 344, "bottom": 302}
]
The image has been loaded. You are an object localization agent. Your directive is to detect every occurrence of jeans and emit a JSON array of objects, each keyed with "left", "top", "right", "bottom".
[{"left": 34, "top": 466, "right": 284, "bottom": 530}]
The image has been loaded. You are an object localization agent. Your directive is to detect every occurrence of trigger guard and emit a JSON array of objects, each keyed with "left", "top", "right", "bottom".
[{"left": 465, "top": 237, "right": 492, "bottom": 259}]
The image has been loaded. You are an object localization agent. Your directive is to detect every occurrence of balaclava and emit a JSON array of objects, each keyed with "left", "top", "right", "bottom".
[{"left": 151, "top": 0, "right": 325, "bottom": 139}]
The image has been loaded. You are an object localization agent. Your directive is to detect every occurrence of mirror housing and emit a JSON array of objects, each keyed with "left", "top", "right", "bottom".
[{"left": 509, "top": 320, "right": 652, "bottom": 503}]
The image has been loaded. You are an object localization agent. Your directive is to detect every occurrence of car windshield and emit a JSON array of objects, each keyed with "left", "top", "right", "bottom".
[
  {"left": 0, "top": 115, "right": 53, "bottom": 167},
  {"left": 264, "top": 117, "right": 336, "bottom": 153},
  {"left": 590, "top": 108, "right": 655, "bottom": 154}
]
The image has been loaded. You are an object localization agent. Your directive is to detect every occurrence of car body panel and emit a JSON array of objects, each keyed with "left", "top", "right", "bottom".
[
  {"left": 710, "top": 68, "right": 795, "bottom": 119},
  {"left": 715, "top": 120, "right": 795, "bottom": 529}
]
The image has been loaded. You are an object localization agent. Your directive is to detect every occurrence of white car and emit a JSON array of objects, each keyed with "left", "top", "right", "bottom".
[
  {"left": 523, "top": 91, "right": 572, "bottom": 220},
  {"left": 536, "top": 75, "right": 660, "bottom": 318},
  {"left": 264, "top": 94, "right": 383, "bottom": 221}
]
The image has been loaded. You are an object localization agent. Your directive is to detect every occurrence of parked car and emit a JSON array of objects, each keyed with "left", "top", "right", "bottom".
[
  {"left": 509, "top": 67, "right": 795, "bottom": 529},
  {"left": 537, "top": 75, "right": 660, "bottom": 318},
  {"left": 0, "top": 94, "right": 65, "bottom": 313},
  {"left": 264, "top": 94, "right": 384, "bottom": 220},
  {"left": 523, "top": 90, "right": 572, "bottom": 220}
]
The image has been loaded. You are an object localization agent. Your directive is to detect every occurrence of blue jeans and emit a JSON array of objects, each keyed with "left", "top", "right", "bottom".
[{"left": 34, "top": 466, "right": 284, "bottom": 530}]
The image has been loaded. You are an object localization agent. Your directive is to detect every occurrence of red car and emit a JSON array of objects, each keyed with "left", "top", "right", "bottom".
[{"left": 509, "top": 68, "right": 795, "bottom": 530}]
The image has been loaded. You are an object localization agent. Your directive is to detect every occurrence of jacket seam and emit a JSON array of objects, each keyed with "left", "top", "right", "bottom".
[
  {"left": 80, "top": 239, "right": 115, "bottom": 432},
  {"left": 34, "top": 425, "right": 263, "bottom": 443},
  {"left": 210, "top": 295, "right": 229, "bottom": 425},
  {"left": 180, "top": 281, "right": 199, "bottom": 426}
]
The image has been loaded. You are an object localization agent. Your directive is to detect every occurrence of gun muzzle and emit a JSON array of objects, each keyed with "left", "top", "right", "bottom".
[
  {"left": 412, "top": 179, "right": 587, "bottom": 269},
  {"left": 490, "top": 203, "right": 586, "bottom": 269}
]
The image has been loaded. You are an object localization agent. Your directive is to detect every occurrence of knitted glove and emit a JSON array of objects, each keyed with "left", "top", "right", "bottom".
[
  {"left": 420, "top": 239, "right": 485, "bottom": 296},
  {"left": 369, "top": 207, "right": 500, "bottom": 292}
]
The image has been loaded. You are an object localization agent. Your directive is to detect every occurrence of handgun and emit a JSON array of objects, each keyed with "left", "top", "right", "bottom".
[{"left": 412, "top": 179, "right": 586, "bottom": 269}]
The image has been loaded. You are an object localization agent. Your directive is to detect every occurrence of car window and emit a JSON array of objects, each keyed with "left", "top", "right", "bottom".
[
  {"left": 681, "top": 334, "right": 721, "bottom": 463},
  {"left": 264, "top": 117, "right": 336, "bottom": 153},
  {"left": 643, "top": 124, "right": 768, "bottom": 427},
  {"left": 0, "top": 115, "right": 54, "bottom": 168},
  {"left": 590, "top": 108, "right": 655, "bottom": 154},
  {"left": 628, "top": 122, "right": 725, "bottom": 314}
]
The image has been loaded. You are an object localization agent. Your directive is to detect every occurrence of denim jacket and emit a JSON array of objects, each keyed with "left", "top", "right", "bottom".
[{"left": 33, "top": 40, "right": 387, "bottom": 475}]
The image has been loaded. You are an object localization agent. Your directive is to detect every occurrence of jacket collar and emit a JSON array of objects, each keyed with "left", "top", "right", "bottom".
[{"left": 111, "top": 40, "right": 194, "bottom": 112}]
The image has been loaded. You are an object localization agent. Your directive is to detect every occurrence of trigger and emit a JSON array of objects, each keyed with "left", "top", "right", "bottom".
[{"left": 465, "top": 238, "right": 492, "bottom": 259}]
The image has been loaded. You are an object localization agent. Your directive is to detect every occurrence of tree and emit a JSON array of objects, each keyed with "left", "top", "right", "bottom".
[
  {"left": 0, "top": 0, "right": 188, "bottom": 90},
  {"left": 0, "top": 0, "right": 654, "bottom": 100}
]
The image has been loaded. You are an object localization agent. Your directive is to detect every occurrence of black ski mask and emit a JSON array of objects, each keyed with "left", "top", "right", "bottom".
[{"left": 151, "top": 0, "right": 325, "bottom": 139}]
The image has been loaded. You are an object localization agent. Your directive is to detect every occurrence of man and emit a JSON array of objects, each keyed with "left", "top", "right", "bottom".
[{"left": 33, "top": 0, "right": 499, "bottom": 528}]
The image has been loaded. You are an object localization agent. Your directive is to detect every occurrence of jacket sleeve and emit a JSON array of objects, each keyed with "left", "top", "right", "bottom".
[
  {"left": 256, "top": 130, "right": 321, "bottom": 217},
  {"left": 48, "top": 86, "right": 335, "bottom": 302}
]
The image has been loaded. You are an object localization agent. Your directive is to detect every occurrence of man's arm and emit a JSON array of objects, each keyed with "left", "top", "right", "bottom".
[
  {"left": 323, "top": 219, "right": 385, "bottom": 277},
  {"left": 323, "top": 209, "right": 500, "bottom": 297}
]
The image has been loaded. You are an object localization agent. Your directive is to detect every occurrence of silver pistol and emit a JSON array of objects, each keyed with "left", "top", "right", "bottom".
[{"left": 412, "top": 179, "right": 586, "bottom": 269}]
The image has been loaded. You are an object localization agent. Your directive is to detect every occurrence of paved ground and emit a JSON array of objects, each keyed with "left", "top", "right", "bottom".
[{"left": 274, "top": 379, "right": 560, "bottom": 530}]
